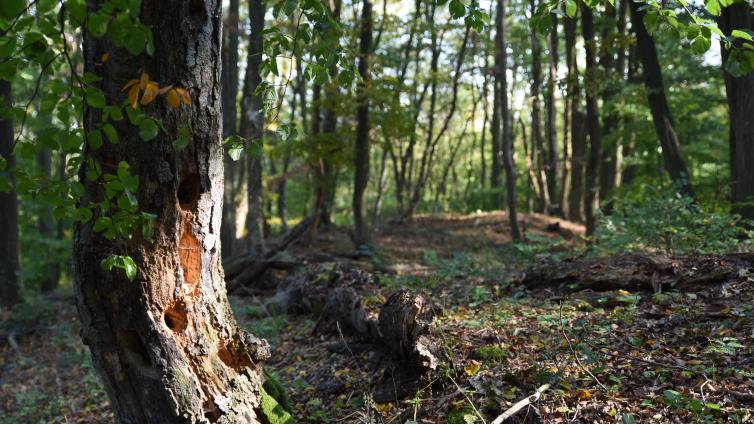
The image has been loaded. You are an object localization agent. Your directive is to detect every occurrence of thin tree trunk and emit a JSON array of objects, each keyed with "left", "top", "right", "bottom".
[
  {"left": 582, "top": 4, "right": 602, "bottom": 236},
  {"left": 221, "top": 0, "right": 241, "bottom": 258},
  {"left": 599, "top": 3, "right": 620, "bottom": 211},
  {"left": 353, "top": 0, "right": 373, "bottom": 246},
  {"left": 719, "top": 3, "right": 754, "bottom": 221},
  {"left": 546, "top": 13, "right": 561, "bottom": 215},
  {"left": 565, "top": 14, "right": 585, "bottom": 223},
  {"left": 76, "top": 1, "right": 268, "bottom": 421},
  {"left": 529, "top": 0, "right": 549, "bottom": 213},
  {"left": 0, "top": 80, "right": 20, "bottom": 308},
  {"left": 490, "top": 32, "right": 503, "bottom": 208},
  {"left": 629, "top": 0, "right": 693, "bottom": 197},
  {"left": 38, "top": 148, "right": 61, "bottom": 293},
  {"left": 496, "top": 0, "right": 521, "bottom": 240},
  {"left": 242, "top": 0, "right": 267, "bottom": 256}
]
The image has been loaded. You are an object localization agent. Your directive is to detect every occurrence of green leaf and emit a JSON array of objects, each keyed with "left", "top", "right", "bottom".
[
  {"left": 0, "top": 0, "right": 25, "bottom": 20},
  {"left": 87, "top": 12, "right": 109, "bottom": 37},
  {"left": 85, "top": 87, "right": 106, "bottom": 109},
  {"left": 123, "top": 26, "right": 146, "bottom": 55},
  {"left": 564, "top": 0, "right": 577, "bottom": 18},
  {"left": 228, "top": 144, "right": 244, "bottom": 161},
  {"left": 732, "top": 29, "right": 754, "bottom": 42},
  {"left": 643, "top": 11, "right": 661, "bottom": 36},
  {"left": 173, "top": 125, "right": 191, "bottom": 151},
  {"left": 449, "top": 0, "right": 465, "bottom": 19},
  {"left": 88, "top": 129, "right": 103, "bottom": 150},
  {"left": 138, "top": 118, "right": 158, "bottom": 141},
  {"left": 102, "top": 123, "right": 119, "bottom": 144},
  {"left": 705, "top": 0, "right": 721, "bottom": 16},
  {"left": 121, "top": 256, "right": 137, "bottom": 281},
  {"left": 691, "top": 35, "right": 711, "bottom": 55}
]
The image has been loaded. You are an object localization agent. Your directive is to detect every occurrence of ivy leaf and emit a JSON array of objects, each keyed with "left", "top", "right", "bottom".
[
  {"left": 121, "top": 256, "right": 137, "bottom": 281},
  {"left": 138, "top": 118, "right": 158, "bottom": 141}
]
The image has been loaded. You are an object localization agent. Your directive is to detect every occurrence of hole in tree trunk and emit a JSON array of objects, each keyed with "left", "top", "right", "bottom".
[
  {"left": 217, "top": 339, "right": 253, "bottom": 371},
  {"left": 164, "top": 301, "right": 188, "bottom": 332},
  {"left": 177, "top": 173, "right": 200, "bottom": 211}
]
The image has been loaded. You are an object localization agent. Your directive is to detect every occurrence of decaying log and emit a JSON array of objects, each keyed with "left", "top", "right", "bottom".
[
  {"left": 522, "top": 252, "right": 754, "bottom": 292},
  {"left": 267, "top": 264, "right": 441, "bottom": 401},
  {"left": 225, "top": 215, "right": 314, "bottom": 292}
]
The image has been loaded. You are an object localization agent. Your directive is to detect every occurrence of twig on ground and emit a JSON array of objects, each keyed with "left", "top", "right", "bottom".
[
  {"left": 447, "top": 375, "right": 487, "bottom": 424},
  {"left": 336, "top": 321, "right": 354, "bottom": 357},
  {"left": 491, "top": 383, "right": 551, "bottom": 424},
  {"left": 559, "top": 302, "right": 608, "bottom": 392}
]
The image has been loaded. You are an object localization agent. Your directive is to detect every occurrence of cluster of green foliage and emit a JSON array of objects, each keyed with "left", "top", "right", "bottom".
[{"left": 596, "top": 186, "right": 753, "bottom": 254}]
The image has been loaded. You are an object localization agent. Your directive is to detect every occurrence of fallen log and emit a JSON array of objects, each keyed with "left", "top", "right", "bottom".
[
  {"left": 521, "top": 252, "right": 754, "bottom": 292},
  {"left": 225, "top": 215, "right": 314, "bottom": 292},
  {"left": 266, "top": 264, "right": 441, "bottom": 401}
]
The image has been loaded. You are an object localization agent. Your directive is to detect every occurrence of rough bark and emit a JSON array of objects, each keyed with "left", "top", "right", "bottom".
[
  {"left": 76, "top": 1, "right": 268, "bottom": 422},
  {"left": 241, "top": 0, "right": 267, "bottom": 256},
  {"left": 221, "top": 0, "right": 241, "bottom": 258},
  {"left": 629, "top": 0, "right": 693, "bottom": 198},
  {"left": 719, "top": 3, "right": 754, "bottom": 221},
  {"left": 353, "top": 0, "right": 373, "bottom": 246},
  {"left": 522, "top": 252, "right": 754, "bottom": 292},
  {"left": 581, "top": 5, "right": 602, "bottom": 236},
  {"left": 0, "top": 80, "right": 20, "bottom": 308},
  {"left": 496, "top": 0, "right": 521, "bottom": 241}
]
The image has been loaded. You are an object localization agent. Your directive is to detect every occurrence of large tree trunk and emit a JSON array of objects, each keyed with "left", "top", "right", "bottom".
[
  {"left": 353, "top": 0, "right": 373, "bottom": 246},
  {"left": 75, "top": 1, "right": 268, "bottom": 422},
  {"left": 581, "top": 4, "right": 602, "bottom": 236},
  {"left": 546, "top": 13, "right": 560, "bottom": 215},
  {"left": 242, "top": 0, "right": 267, "bottom": 256},
  {"left": 719, "top": 3, "right": 754, "bottom": 222},
  {"left": 221, "top": 0, "right": 241, "bottom": 258},
  {"left": 496, "top": 0, "right": 521, "bottom": 241},
  {"left": 629, "top": 0, "right": 693, "bottom": 198},
  {"left": 0, "top": 80, "right": 20, "bottom": 308}
]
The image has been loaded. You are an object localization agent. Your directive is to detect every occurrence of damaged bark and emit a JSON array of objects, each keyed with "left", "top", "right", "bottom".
[{"left": 75, "top": 1, "right": 269, "bottom": 422}]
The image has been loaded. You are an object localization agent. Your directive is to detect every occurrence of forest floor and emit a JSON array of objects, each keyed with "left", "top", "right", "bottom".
[{"left": 2, "top": 212, "right": 754, "bottom": 423}]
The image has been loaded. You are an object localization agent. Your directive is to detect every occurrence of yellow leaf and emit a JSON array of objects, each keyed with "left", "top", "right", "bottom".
[
  {"left": 158, "top": 84, "right": 173, "bottom": 95},
  {"left": 166, "top": 89, "right": 181, "bottom": 108},
  {"left": 618, "top": 289, "right": 631, "bottom": 296},
  {"left": 139, "top": 72, "right": 150, "bottom": 90},
  {"left": 100, "top": 52, "right": 109, "bottom": 63},
  {"left": 464, "top": 360, "right": 482, "bottom": 376},
  {"left": 175, "top": 87, "right": 191, "bottom": 105},
  {"left": 122, "top": 79, "right": 139, "bottom": 91},
  {"left": 127, "top": 84, "right": 139, "bottom": 108},
  {"left": 140, "top": 81, "right": 159, "bottom": 105},
  {"left": 575, "top": 388, "right": 592, "bottom": 400}
]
